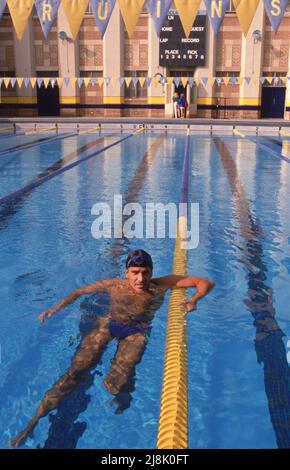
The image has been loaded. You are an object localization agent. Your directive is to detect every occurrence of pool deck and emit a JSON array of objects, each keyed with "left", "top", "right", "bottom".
[{"left": 1, "top": 117, "right": 290, "bottom": 134}]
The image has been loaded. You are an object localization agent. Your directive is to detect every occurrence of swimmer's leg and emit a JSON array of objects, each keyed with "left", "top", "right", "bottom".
[
  {"left": 104, "top": 333, "right": 147, "bottom": 395},
  {"left": 9, "top": 322, "right": 112, "bottom": 448}
]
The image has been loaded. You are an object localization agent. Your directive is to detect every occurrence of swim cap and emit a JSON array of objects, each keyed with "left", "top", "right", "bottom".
[{"left": 125, "top": 249, "right": 153, "bottom": 270}]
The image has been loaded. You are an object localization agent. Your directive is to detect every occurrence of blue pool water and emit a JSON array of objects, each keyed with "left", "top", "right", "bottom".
[{"left": 0, "top": 130, "right": 290, "bottom": 449}]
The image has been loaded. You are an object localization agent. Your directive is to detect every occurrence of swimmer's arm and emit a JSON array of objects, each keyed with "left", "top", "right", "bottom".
[
  {"left": 153, "top": 275, "right": 215, "bottom": 312},
  {"left": 38, "top": 279, "right": 114, "bottom": 323}
]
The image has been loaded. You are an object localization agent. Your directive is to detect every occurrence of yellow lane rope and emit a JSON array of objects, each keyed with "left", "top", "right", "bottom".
[
  {"left": 233, "top": 128, "right": 245, "bottom": 138},
  {"left": 157, "top": 130, "right": 189, "bottom": 449},
  {"left": 279, "top": 129, "right": 290, "bottom": 137},
  {"left": 79, "top": 126, "right": 101, "bottom": 135},
  {"left": 25, "top": 126, "right": 56, "bottom": 135},
  {"left": 0, "top": 126, "right": 14, "bottom": 132}
]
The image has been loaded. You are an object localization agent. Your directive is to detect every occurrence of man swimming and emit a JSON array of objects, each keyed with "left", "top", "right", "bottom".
[{"left": 9, "top": 249, "right": 215, "bottom": 448}]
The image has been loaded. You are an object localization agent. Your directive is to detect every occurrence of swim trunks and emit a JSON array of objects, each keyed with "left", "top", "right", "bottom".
[{"left": 107, "top": 319, "right": 150, "bottom": 339}]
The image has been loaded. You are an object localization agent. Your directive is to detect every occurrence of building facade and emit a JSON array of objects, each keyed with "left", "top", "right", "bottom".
[{"left": 1, "top": 1, "right": 290, "bottom": 119}]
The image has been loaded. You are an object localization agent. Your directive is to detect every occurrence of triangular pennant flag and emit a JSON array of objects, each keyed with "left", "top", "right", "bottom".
[
  {"left": 233, "top": 0, "right": 259, "bottom": 36},
  {"left": 273, "top": 76, "right": 280, "bottom": 86},
  {"left": 244, "top": 76, "right": 251, "bottom": 85},
  {"left": 91, "top": 77, "right": 97, "bottom": 85},
  {"left": 111, "top": 76, "right": 116, "bottom": 85},
  {"left": 125, "top": 77, "right": 132, "bottom": 87},
  {"left": 147, "top": 0, "right": 171, "bottom": 37},
  {"left": 167, "top": 77, "right": 173, "bottom": 85},
  {"left": 210, "top": 77, "right": 216, "bottom": 86},
  {"left": 10, "top": 77, "right": 17, "bottom": 87},
  {"left": 181, "top": 77, "right": 188, "bottom": 87},
  {"left": 264, "top": 0, "right": 288, "bottom": 33},
  {"left": 84, "top": 77, "right": 91, "bottom": 86},
  {"left": 194, "top": 77, "right": 201, "bottom": 87},
  {"left": 0, "top": 78, "right": 3, "bottom": 87},
  {"left": 252, "top": 76, "right": 258, "bottom": 85},
  {"left": 104, "top": 77, "right": 111, "bottom": 86},
  {"left": 16, "top": 77, "right": 24, "bottom": 88},
  {"left": 0, "top": 0, "right": 6, "bottom": 20},
  {"left": 90, "top": 0, "right": 116, "bottom": 38},
  {"left": 152, "top": 76, "right": 159, "bottom": 86},
  {"left": 174, "top": 77, "right": 180, "bottom": 87},
  {"left": 204, "top": 0, "right": 230, "bottom": 34},
  {"left": 216, "top": 77, "right": 223, "bottom": 86},
  {"left": 118, "top": 77, "right": 125, "bottom": 86},
  {"left": 37, "top": 78, "right": 43, "bottom": 87},
  {"left": 201, "top": 76, "right": 208, "bottom": 86},
  {"left": 70, "top": 77, "right": 77, "bottom": 86},
  {"left": 30, "top": 77, "right": 37, "bottom": 88},
  {"left": 24, "top": 77, "right": 30, "bottom": 88},
  {"left": 35, "top": 0, "right": 60, "bottom": 39},
  {"left": 174, "top": 0, "right": 201, "bottom": 37},
  {"left": 139, "top": 77, "right": 146, "bottom": 87},
  {"left": 223, "top": 76, "right": 230, "bottom": 86},
  {"left": 3, "top": 77, "right": 10, "bottom": 88},
  {"left": 188, "top": 77, "right": 194, "bottom": 87},
  {"left": 61, "top": 0, "right": 89, "bottom": 39},
  {"left": 229, "top": 76, "right": 236, "bottom": 85},
  {"left": 266, "top": 76, "right": 273, "bottom": 85},
  {"left": 280, "top": 76, "right": 287, "bottom": 85},
  {"left": 146, "top": 77, "right": 152, "bottom": 87},
  {"left": 43, "top": 77, "right": 50, "bottom": 88},
  {"left": 57, "top": 77, "right": 63, "bottom": 87},
  {"left": 132, "top": 77, "right": 139, "bottom": 87},
  {"left": 7, "top": 0, "right": 34, "bottom": 40},
  {"left": 98, "top": 77, "right": 104, "bottom": 86},
  {"left": 77, "top": 77, "right": 84, "bottom": 87},
  {"left": 118, "top": 0, "right": 145, "bottom": 38},
  {"left": 260, "top": 77, "right": 266, "bottom": 85},
  {"left": 51, "top": 78, "right": 56, "bottom": 88},
  {"left": 64, "top": 77, "right": 70, "bottom": 86},
  {"left": 237, "top": 76, "right": 243, "bottom": 85}
]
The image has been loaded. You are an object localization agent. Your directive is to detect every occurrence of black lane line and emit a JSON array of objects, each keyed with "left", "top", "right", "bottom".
[
  {"left": 0, "top": 134, "right": 59, "bottom": 155},
  {"left": 246, "top": 136, "right": 290, "bottom": 164},
  {"left": 0, "top": 134, "right": 118, "bottom": 231},
  {"left": 0, "top": 131, "right": 78, "bottom": 158},
  {"left": 215, "top": 137, "right": 290, "bottom": 448}
]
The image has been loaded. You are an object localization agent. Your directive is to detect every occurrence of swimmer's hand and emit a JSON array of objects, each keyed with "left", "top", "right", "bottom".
[
  {"left": 183, "top": 300, "right": 197, "bottom": 313},
  {"left": 38, "top": 308, "right": 57, "bottom": 323}
]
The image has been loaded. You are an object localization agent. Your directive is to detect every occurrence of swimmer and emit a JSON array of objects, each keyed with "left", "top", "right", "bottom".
[{"left": 9, "top": 249, "right": 215, "bottom": 448}]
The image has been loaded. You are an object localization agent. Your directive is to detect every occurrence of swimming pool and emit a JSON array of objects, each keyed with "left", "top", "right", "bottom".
[{"left": 0, "top": 129, "right": 290, "bottom": 449}]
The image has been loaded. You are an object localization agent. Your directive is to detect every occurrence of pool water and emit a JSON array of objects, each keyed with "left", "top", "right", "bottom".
[{"left": 0, "top": 130, "right": 289, "bottom": 449}]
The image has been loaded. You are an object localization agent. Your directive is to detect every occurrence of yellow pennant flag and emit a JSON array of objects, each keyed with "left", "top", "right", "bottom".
[
  {"left": 233, "top": 0, "right": 260, "bottom": 36},
  {"left": 139, "top": 77, "right": 146, "bottom": 87},
  {"left": 43, "top": 78, "right": 50, "bottom": 88},
  {"left": 30, "top": 77, "right": 37, "bottom": 88},
  {"left": 3, "top": 78, "right": 11, "bottom": 88},
  {"left": 237, "top": 76, "right": 243, "bottom": 85},
  {"left": 57, "top": 77, "right": 63, "bottom": 88},
  {"left": 97, "top": 77, "right": 104, "bottom": 87},
  {"left": 111, "top": 77, "right": 116, "bottom": 86},
  {"left": 118, "top": 0, "right": 145, "bottom": 38},
  {"left": 266, "top": 76, "right": 273, "bottom": 85},
  {"left": 7, "top": 0, "right": 34, "bottom": 40},
  {"left": 84, "top": 77, "right": 91, "bottom": 87},
  {"left": 223, "top": 77, "right": 230, "bottom": 86},
  {"left": 61, "top": 0, "right": 89, "bottom": 40},
  {"left": 280, "top": 76, "right": 287, "bottom": 85},
  {"left": 252, "top": 76, "right": 258, "bottom": 85},
  {"left": 181, "top": 77, "right": 188, "bottom": 87},
  {"left": 17, "top": 77, "right": 24, "bottom": 88},
  {"left": 194, "top": 77, "right": 200, "bottom": 86},
  {"left": 167, "top": 77, "right": 174, "bottom": 85},
  {"left": 125, "top": 77, "right": 132, "bottom": 87},
  {"left": 174, "top": 0, "right": 201, "bottom": 38},
  {"left": 70, "top": 77, "right": 77, "bottom": 86},
  {"left": 153, "top": 76, "right": 159, "bottom": 87},
  {"left": 210, "top": 77, "right": 216, "bottom": 86}
]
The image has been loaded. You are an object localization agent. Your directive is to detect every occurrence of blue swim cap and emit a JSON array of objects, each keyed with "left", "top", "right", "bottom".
[{"left": 125, "top": 249, "right": 153, "bottom": 270}]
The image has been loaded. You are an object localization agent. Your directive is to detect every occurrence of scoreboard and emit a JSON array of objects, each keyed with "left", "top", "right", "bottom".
[{"left": 159, "top": 10, "right": 206, "bottom": 67}]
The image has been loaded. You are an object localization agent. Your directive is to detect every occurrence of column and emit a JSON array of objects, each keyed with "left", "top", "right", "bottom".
[
  {"left": 148, "top": 15, "right": 165, "bottom": 117},
  {"left": 57, "top": 4, "right": 79, "bottom": 117},
  {"left": 103, "top": 2, "right": 124, "bottom": 117},
  {"left": 239, "top": 1, "right": 265, "bottom": 118},
  {"left": 13, "top": 17, "right": 36, "bottom": 117},
  {"left": 195, "top": 9, "right": 217, "bottom": 118}
]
